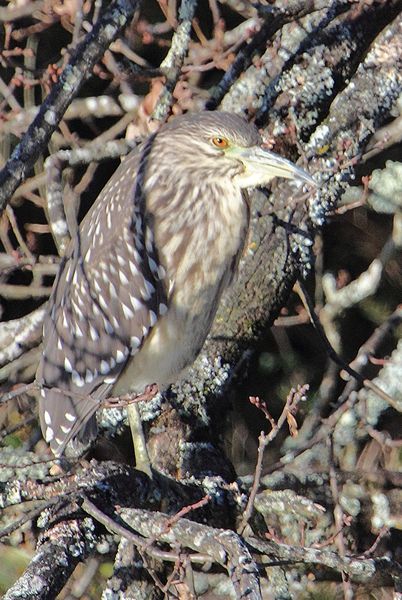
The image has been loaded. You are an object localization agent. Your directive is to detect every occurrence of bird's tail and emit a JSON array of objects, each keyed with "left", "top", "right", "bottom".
[{"left": 38, "top": 386, "right": 98, "bottom": 457}]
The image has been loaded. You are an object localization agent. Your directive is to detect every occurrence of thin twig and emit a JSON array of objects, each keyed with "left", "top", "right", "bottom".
[
  {"left": 81, "top": 497, "right": 211, "bottom": 566},
  {"left": 0, "top": 498, "right": 59, "bottom": 540},
  {"left": 0, "top": 0, "right": 139, "bottom": 213},
  {"left": 0, "top": 382, "right": 38, "bottom": 405},
  {"left": 238, "top": 385, "right": 308, "bottom": 534},
  {"left": 296, "top": 280, "right": 400, "bottom": 412},
  {"left": 152, "top": 0, "right": 199, "bottom": 121}
]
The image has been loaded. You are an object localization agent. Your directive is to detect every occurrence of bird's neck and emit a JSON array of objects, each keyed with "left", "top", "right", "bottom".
[{"left": 151, "top": 180, "right": 249, "bottom": 307}]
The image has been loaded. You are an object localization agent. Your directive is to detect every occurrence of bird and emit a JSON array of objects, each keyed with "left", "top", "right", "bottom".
[{"left": 37, "top": 111, "right": 314, "bottom": 457}]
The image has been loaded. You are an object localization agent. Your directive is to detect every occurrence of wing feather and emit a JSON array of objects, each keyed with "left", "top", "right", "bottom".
[{"left": 37, "top": 139, "right": 168, "bottom": 456}]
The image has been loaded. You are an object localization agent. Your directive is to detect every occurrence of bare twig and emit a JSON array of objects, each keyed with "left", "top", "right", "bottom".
[
  {"left": 296, "top": 280, "right": 401, "bottom": 412},
  {"left": 152, "top": 0, "right": 199, "bottom": 121},
  {"left": 0, "top": 382, "right": 38, "bottom": 406},
  {"left": 0, "top": 0, "right": 139, "bottom": 213},
  {"left": 239, "top": 385, "right": 308, "bottom": 534},
  {"left": 118, "top": 506, "right": 262, "bottom": 599}
]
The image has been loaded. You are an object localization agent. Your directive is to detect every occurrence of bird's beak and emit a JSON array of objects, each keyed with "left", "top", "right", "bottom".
[{"left": 228, "top": 145, "right": 316, "bottom": 188}]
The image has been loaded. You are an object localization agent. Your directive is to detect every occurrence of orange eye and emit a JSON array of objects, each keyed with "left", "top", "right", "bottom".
[{"left": 212, "top": 137, "right": 229, "bottom": 149}]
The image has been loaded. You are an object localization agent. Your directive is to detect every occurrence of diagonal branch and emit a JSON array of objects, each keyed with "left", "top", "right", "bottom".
[{"left": 0, "top": 0, "right": 139, "bottom": 214}]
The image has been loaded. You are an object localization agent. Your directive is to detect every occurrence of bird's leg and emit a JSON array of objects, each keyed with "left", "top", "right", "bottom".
[
  {"left": 128, "top": 384, "right": 159, "bottom": 477},
  {"left": 102, "top": 385, "right": 159, "bottom": 477},
  {"left": 127, "top": 402, "right": 152, "bottom": 477},
  {"left": 102, "top": 384, "right": 158, "bottom": 477}
]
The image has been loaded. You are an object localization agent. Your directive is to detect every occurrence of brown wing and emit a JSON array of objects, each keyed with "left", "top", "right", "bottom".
[{"left": 37, "top": 139, "right": 168, "bottom": 456}]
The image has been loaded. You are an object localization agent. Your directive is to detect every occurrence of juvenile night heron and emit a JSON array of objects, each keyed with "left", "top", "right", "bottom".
[{"left": 37, "top": 111, "right": 314, "bottom": 457}]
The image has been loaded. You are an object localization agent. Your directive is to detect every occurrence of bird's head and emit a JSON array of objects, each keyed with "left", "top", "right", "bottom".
[{"left": 152, "top": 111, "right": 315, "bottom": 189}]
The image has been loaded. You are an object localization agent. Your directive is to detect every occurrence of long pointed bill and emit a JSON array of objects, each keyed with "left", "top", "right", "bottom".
[
  {"left": 250, "top": 147, "right": 315, "bottom": 185},
  {"left": 229, "top": 146, "right": 316, "bottom": 188}
]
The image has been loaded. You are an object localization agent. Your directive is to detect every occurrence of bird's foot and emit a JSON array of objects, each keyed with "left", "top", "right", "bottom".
[
  {"left": 103, "top": 383, "right": 159, "bottom": 408},
  {"left": 131, "top": 383, "right": 159, "bottom": 404}
]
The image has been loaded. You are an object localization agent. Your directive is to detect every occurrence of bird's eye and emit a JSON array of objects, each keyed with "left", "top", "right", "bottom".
[{"left": 212, "top": 137, "right": 229, "bottom": 149}]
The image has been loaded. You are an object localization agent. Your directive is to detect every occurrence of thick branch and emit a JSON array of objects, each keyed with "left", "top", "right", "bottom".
[{"left": 3, "top": 520, "right": 92, "bottom": 600}]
